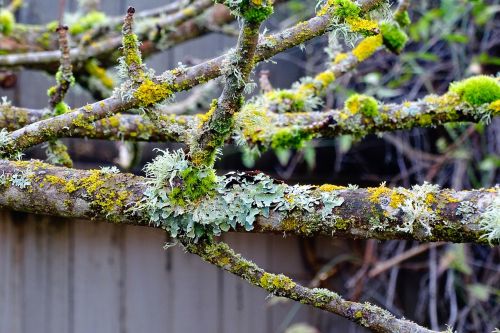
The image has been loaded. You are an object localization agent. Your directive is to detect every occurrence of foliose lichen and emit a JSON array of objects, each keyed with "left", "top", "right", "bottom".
[{"left": 136, "top": 149, "right": 344, "bottom": 242}]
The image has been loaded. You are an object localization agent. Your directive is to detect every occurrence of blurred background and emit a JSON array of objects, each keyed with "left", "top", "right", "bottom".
[{"left": 0, "top": 0, "right": 499, "bottom": 332}]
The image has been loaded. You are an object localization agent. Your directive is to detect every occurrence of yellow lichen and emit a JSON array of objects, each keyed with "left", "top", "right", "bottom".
[
  {"left": 319, "top": 184, "right": 346, "bottom": 191},
  {"left": 352, "top": 34, "right": 383, "bottom": 62},
  {"left": 314, "top": 71, "right": 336, "bottom": 88},
  {"left": 346, "top": 17, "right": 378, "bottom": 33},
  {"left": 134, "top": 79, "right": 173, "bottom": 107},
  {"left": 334, "top": 52, "right": 349, "bottom": 64},
  {"left": 489, "top": 100, "right": 500, "bottom": 113}
]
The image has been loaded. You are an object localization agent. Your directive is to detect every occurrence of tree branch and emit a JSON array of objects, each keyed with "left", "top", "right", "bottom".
[
  {"left": 0, "top": 159, "right": 496, "bottom": 244},
  {"left": 183, "top": 239, "right": 438, "bottom": 333}
]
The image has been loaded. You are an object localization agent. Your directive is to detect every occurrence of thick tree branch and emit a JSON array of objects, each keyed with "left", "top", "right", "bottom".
[{"left": 0, "top": 159, "right": 496, "bottom": 244}]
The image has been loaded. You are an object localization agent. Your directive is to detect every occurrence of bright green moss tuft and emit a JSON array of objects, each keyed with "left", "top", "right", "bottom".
[
  {"left": 345, "top": 94, "right": 379, "bottom": 117},
  {"left": 0, "top": 9, "right": 15, "bottom": 36},
  {"left": 450, "top": 76, "right": 500, "bottom": 106},
  {"left": 380, "top": 22, "right": 408, "bottom": 54},
  {"left": 332, "top": 0, "right": 361, "bottom": 19},
  {"left": 53, "top": 102, "right": 70, "bottom": 115},
  {"left": 69, "top": 11, "right": 107, "bottom": 35},
  {"left": 243, "top": 4, "right": 274, "bottom": 23},
  {"left": 271, "top": 127, "right": 313, "bottom": 150},
  {"left": 395, "top": 10, "right": 411, "bottom": 27}
]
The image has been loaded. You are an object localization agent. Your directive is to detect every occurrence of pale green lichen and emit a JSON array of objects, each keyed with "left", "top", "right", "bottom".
[
  {"left": 479, "top": 194, "right": 500, "bottom": 245},
  {"left": 397, "top": 182, "right": 440, "bottom": 235},
  {"left": 136, "top": 149, "right": 344, "bottom": 242}
]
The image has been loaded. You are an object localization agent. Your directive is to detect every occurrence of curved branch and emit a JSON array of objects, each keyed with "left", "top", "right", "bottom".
[
  {"left": 0, "top": 159, "right": 496, "bottom": 244},
  {"left": 184, "top": 239, "right": 438, "bottom": 333}
]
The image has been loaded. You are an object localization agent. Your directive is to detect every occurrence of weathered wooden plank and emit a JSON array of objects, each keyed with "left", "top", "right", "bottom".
[{"left": 72, "top": 220, "right": 122, "bottom": 333}]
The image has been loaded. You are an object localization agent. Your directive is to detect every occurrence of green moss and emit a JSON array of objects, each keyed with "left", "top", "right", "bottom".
[
  {"left": 380, "top": 22, "right": 408, "bottom": 54},
  {"left": 395, "top": 10, "right": 411, "bottom": 27},
  {"left": 450, "top": 76, "right": 500, "bottom": 106},
  {"left": 0, "top": 9, "right": 15, "bottom": 36},
  {"left": 169, "top": 166, "right": 217, "bottom": 206},
  {"left": 68, "top": 11, "right": 107, "bottom": 35},
  {"left": 53, "top": 102, "right": 70, "bottom": 115},
  {"left": 318, "top": 0, "right": 361, "bottom": 19},
  {"left": 242, "top": 4, "right": 274, "bottom": 23},
  {"left": 134, "top": 79, "right": 173, "bottom": 107},
  {"left": 271, "top": 127, "right": 313, "bottom": 150},
  {"left": 332, "top": 0, "right": 361, "bottom": 19},
  {"left": 345, "top": 94, "right": 379, "bottom": 117}
]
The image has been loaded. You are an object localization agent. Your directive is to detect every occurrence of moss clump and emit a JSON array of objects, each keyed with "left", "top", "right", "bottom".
[
  {"left": 85, "top": 60, "right": 114, "bottom": 89},
  {"left": 134, "top": 79, "right": 173, "bottom": 106},
  {"left": 242, "top": 4, "right": 273, "bottom": 23},
  {"left": 0, "top": 9, "right": 15, "bottom": 36},
  {"left": 450, "top": 76, "right": 500, "bottom": 106},
  {"left": 168, "top": 166, "right": 217, "bottom": 206},
  {"left": 380, "top": 22, "right": 408, "bottom": 54},
  {"left": 259, "top": 273, "right": 296, "bottom": 292},
  {"left": 395, "top": 10, "right": 411, "bottom": 27},
  {"left": 53, "top": 102, "right": 70, "bottom": 115},
  {"left": 352, "top": 34, "right": 383, "bottom": 61},
  {"left": 318, "top": 0, "right": 361, "bottom": 18},
  {"left": 271, "top": 127, "right": 313, "bottom": 150},
  {"left": 345, "top": 94, "right": 378, "bottom": 117},
  {"left": 69, "top": 11, "right": 107, "bottom": 35}
]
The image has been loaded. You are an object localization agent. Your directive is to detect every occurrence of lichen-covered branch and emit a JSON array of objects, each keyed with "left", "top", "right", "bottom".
[
  {"left": 0, "top": 0, "right": 213, "bottom": 69},
  {"left": 0, "top": 159, "right": 496, "bottom": 244},
  {"left": 183, "top": 239, "right": 438, "bottom": 333},
  {"left": 189, "top": 0, "right": 273, "bottom": 166},
  {"left": 1, "top": 79, "right": 497, "bottom": 146},
  {"left": 45, "top": 25, "right": 74, "bottom": 167}
]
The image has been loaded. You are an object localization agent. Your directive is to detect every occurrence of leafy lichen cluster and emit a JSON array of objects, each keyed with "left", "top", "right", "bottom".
[{"left": 136, "top": 149, "right": 344, "bottom": 242}]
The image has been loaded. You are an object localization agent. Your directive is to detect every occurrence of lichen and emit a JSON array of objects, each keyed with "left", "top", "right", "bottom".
[
  {"left": 346, "top": 17, "right": 379, "bottom": 35},
  {"left": 134, "top": 79, "right": 173, "bottom": 107},
  {"left": 449, "top": 76, "right": 500, "bottom": 106},
  {"left": 352, "top": 34, "right": 383, "bottom": 62},
  {"left": 345, "top": 94, "right": 378, "bottom": 117},
  {"left": 259, "top": 272, "right": 296, "bottom": 292},
  {"left": 479, "top": 193, "right": 500, "bottom": 245},
  {"left": 136, "top": 149, "right": 344, "bottom": 242}
]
